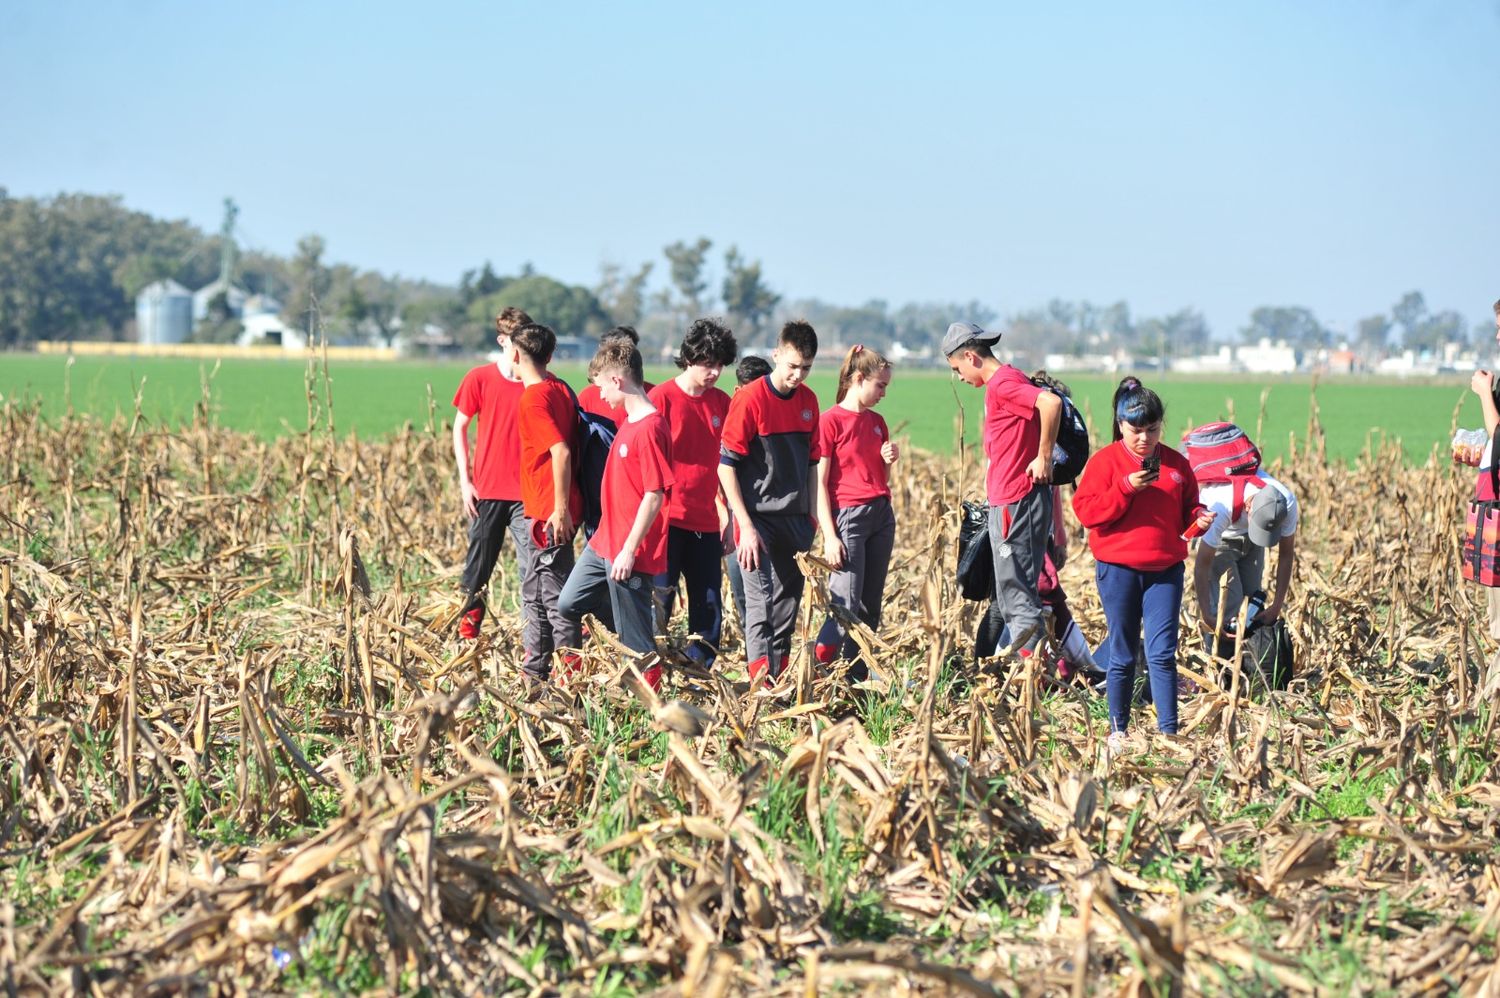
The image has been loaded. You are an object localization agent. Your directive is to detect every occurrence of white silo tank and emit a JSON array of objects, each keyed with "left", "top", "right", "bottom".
[{"left": 136, "top": 279, "right": 193, "bottom": 344}]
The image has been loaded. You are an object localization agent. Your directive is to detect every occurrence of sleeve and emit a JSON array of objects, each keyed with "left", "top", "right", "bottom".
[
  {"left": 807, "top": 401, "right": 823, "bottom": 463},
  {"left": 453, "top": 370, "right": 480, "bottom": 415},
  {"left": 719, "top": 390, "right": 754, "bottom": 463},
  {"left": 640, "top": 421, "right": 675, "bottom": 493},
  {"left": 1178, "top": 456, "right": 1201, "bottom": 531},
  {"left": 1071, "top": 450, "right": 1136, "bottom": 529}
]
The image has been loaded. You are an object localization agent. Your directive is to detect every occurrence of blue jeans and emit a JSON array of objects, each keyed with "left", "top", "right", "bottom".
[{"left": 1095, "top": 560, "right": 1184, "bottom": 734}]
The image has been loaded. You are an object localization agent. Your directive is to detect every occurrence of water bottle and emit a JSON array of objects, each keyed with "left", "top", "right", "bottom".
[{"left": 1244, "top": 589, "right": 1267, "bottom": 637}]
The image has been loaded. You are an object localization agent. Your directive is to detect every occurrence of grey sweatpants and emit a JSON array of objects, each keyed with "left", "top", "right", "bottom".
[
  {"left": 742, "top": 513, "right": 815, "bottom": 675},
  {"left": 988, "top": 484, "right": 1052, "bottom": 652},
  {"left": 819, "top": 497, "right": 897, "bottom": 659},
  {"left": 1202, "top": 534, "right": 1265, "bottom": 629},
  {"left": 559, "top": 545, "right": 659, "bottom": 656},
  {"left": 518, "top": 518, "right": 581, "bottom": 679}
]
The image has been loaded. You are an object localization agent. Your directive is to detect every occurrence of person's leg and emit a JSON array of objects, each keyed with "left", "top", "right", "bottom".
[
  {"left": 680, "top": 529, "right": 725, "bottom": 667},
  {"left": 654, "top": 526, "right": 687, "bottom": 633},
  {"left": 727, "top": 554, "right": 748, "bottom": 634},
  {"left": 1208, "top": 537, "right": 1250, "bottom": 631},
  {"left": 974, "top": 599, "right": 1006, "bottom": 661},
  {"left": 1234, "top": 543, "right": 1266, "bottom": 610},
  {"left": 1141, "top": 562, "right": 1186, "bottom": 734},
  {"left": 518, "top": 522, "right": 552, "bottom": 679},
  {"left": 767, "top": 516, "right": 813, "bottom": 674},
  {"left": 504, "top": 500, "right": 533, "bottom": 590},
  {"left": 459, "top": 500, "right": 507, "bottom": 622},
  {"left": 991, "top": 486, "right": 1052, "bottom": 652},
  {"left": 1096, "top": 561, "right": 1145, "bottom": 733},
  {"left": 741, "top": 517, "right": 777, "bottom": 678},
  {"left": 607, "top": 568, "right": 658, "bottom": 654},
  {"left": 559, "top": 545, "right": 612, "bottom": 630},
  {"left": 818, "top": 504, "right": 867, "bottom": 664},
  {"left": 535, "top": 530, "right": 580, "bottom": 670},
  {"left": 851, "top": 500, "right": 896, "bottom": 679}
]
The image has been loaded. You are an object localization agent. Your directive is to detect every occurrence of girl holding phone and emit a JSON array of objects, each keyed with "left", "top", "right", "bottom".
[{"left": 1072, "top": 377, "right": 1215, "bottom": 750}]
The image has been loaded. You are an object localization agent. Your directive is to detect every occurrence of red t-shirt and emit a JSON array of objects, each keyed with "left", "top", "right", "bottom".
[
  {"left": 1072, "top": 441, "right": 1201, "bottom": 572},
  {"left": 518, "top": 378, "right": 584, "bottom": 523},
  {"left": 647, "top": 378, "right": 730, "bottom": 532},
  {"left": 589, "top": 412, "right": 675, "bottom": 574},
  {"left": 983, "top": 365, "right": 1043, "bottom": 505},
  {"left": 453, "top": 364, "right": 524, "bottom": 501},
  {"left": 578, "top": 380, "right": 656, "bottom": 430},
  {"left": 817, "top": 405, "right": 892, "bottom": 508}
]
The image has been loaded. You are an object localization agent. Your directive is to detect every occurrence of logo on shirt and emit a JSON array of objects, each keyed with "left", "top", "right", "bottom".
[
  {"left": 801, "top": 409, "right": 813, "bottom": 422},
  {"left": 874, "top": 425, "right": 884, "bottom": 438},
  {"left": 619, "top": 443, "right": 630, "bottom": 458},
  {"left": 1168, "top": 470, "right": 1182, "bottom": 484},
  {"left": 711, "top": 416, "right": 722, "bottom": 429}
]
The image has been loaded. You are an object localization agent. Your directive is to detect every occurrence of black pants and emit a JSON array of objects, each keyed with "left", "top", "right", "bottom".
[
  {"left": 655, "top": 526, "right": 725, "bottom": 667},
  {"left": 461, "top": 499, "right": 529, "bottom": 612}
]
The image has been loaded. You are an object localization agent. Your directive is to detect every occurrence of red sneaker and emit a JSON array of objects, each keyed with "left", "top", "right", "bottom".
[
  {"left": 458, "top": 606, "right": 484, "bottom": 640},
  {"left": 642, "top": 664, "right": 663, "bottom": 691},
  {"left": 747, "top": 656, "right": 770, "bottom": 685},
  {"left": 814, "top": 643, "right": 838, "bottom": 665},
  {"left": 556, "top": 652, "right": 583, "bottom": 684}
]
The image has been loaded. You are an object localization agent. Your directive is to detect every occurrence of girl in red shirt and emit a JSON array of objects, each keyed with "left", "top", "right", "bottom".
[
  {"left": 813, "top": 345, "right": 899, "bottom": 680},
  {"left": 1073, "top": 378, "right": 1213, "bottom": 748}
]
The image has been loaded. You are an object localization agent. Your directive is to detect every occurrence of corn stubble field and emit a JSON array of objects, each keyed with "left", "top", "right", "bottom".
[{"left": 3, "top": 370, "right": 1500, "bottom": 996}]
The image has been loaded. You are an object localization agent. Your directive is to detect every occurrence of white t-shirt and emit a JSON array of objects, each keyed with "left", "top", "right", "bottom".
[{"left": 1199, "top": 470, "right": 1298, "bottom": 548}]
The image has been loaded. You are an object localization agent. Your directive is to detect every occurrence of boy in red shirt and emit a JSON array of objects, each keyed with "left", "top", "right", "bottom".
[
  {"left": 513, "top": 322, "right": 585, "bottom": 681},
  {"left": 559, "top": 338, "right": 675, "bottom": 687},
  {"left": 943, "top": 321, "right": 1061, "bottom": 656},
  {"left": 452, "top": 306, "right": 532, "bottom": 639},
  {"left": 719, "top": 321, "right": 821, "bottom": 684},
  {"left": 648, "top": 318, "right": 737, "bottom": 667},
  {"left": 576, "top": 326, "right": 655, "bottom": 430}
]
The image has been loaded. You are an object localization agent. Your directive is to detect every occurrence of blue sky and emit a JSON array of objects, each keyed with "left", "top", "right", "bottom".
[{"left": 2, "top": 0, "right": 1497, "bottom": 340}]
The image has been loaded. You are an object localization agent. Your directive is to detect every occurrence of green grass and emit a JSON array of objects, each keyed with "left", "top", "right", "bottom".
[{"left": 0, "top": 353, "right": 1480, "bottom": 461}]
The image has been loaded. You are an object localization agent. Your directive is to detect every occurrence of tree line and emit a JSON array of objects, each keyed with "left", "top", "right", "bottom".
[{"left": 0, "top": 189, "right": 1487, "bottom": 361}]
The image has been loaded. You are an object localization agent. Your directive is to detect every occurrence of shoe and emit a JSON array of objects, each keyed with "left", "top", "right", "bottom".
[
  {"left": 458, "top": 606, "right": 484, "bottom": 640},
  {"left": 814, "top": 643, "right": 838, "bottom": 665},
  {"left": 642, "top": 664, "right": 663, "bottom": 691},
  {"left": 1106, "top": 730, "right": 1128, "bottom": 757},
  {"left": 747, "top": 657, "right": 770, "bottom": 685},
  {"left": 556, "top": 652, "right": 583, "bottom": 685}
]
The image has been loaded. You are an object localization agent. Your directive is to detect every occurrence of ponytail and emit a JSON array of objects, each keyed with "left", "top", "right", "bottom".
[{"left": 835, "top": 344, "right": 892, "bottom": 403}]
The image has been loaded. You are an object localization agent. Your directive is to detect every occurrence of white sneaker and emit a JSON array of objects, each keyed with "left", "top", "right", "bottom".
[{"left": 1106, "top": 730, "right": 1128, "bottom": 757}]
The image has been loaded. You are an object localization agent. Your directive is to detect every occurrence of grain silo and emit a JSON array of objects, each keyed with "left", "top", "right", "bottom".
[{"left": 135, "top": 279, "right": 193, "bottom": 344}]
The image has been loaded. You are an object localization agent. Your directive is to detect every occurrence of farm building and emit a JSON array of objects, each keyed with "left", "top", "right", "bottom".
[
  {"left": 135, "top": 279, "right": 194, "bottom": 344},
  {"left": 237, "top": 313, "right": 308, "bottom": 350}
]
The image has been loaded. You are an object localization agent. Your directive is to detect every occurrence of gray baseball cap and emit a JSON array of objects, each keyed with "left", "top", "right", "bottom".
[
  {"left": 941, "top": 321, "right": 1003, "bottom": 357},
  {"left": 1247, "top": 487, "right": 1289, "bottom": 547}
]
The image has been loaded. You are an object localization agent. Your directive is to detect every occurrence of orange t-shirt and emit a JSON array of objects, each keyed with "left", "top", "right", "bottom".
[{"left": 518, "top": 377, "right": 585, "bottom": 523}]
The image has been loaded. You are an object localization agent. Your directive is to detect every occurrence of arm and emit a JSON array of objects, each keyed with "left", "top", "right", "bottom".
[
  {"left": 718, "top": 462, "right": 761, "bottom": 571},
  {"left": 547, "top": 440, "right": 574, "bottom": 542},
  {"left": 1025, "top": 391, "right": 1063, "bottom": 483},
  {"left": 452, "top": 410, "right": 477, "bottom": 519},
  {"left": 1472, "top": 371, "right": 1500, "bottom": 437},
  {"left": 815, "top": 458, "right": 843, "bottom": 568},
  {"left": 609, "top": 490, "right": 665, "bottom": 580},
  {"left": 1071, "top": 454, "right": 1138, "bottom": 530},
  {"left": 1259, "top": 535, "right": 1296, "bottom": 623}
]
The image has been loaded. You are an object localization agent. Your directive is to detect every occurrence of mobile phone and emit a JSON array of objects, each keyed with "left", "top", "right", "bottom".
[{"left": 1141, "top": 452, "right": 1160, "bottom": 476}]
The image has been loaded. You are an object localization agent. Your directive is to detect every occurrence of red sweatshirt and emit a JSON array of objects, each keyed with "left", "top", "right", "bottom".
[{"left": 1072, "top": 441, "right": 1201, "bottom": 571}]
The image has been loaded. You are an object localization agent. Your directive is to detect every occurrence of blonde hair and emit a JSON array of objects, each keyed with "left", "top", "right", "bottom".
[{"left": 835, "top": 344, "right": 891, "bottom": 403}]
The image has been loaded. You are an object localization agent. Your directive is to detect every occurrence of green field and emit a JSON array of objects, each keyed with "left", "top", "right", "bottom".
[{"left": 0, "top": 352, "right": 1481, "bottom": 462}]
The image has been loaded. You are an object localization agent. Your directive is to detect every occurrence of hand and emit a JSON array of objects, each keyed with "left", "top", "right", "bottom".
[
  {"left": 609, "top": 550, "right": 635, "bottom": 581},
  {"left": 1253, "top": 602, "right": 1282, "bottom": 626},
  {"left": 1473, "top": 370, "right": 1495, "bottom": 398},
  {"left": 1026, "top": 453, "right": 1052, "bottom": 484},
  {"left": 547, "top": 508, "right": 574, "bottom": 546},
  {"left": 736, "top": 521, "right": 763, "bottom": 571},
  {"left": 881, "top": 440, "right": 899, "bottom": 464},
  {"left": 1193, "top": 508, "right": 1216, "bottom": 533},
  {"left": 1127, "top": 469, "right": 1157, "bottom": 491},
  {"left": 821, "top": 534, "right": 845, "bottom": 570},
  {"left": 460, "top": 479, "right": 478, "bottom": 520}
]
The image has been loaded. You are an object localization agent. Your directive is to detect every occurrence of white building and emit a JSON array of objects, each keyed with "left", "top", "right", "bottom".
[
  {"left": 237, "top": 313, "right": 308, "bottom": 350},
  {"left": 192, "top": 278, "right": 249, "bottom": 322},
  {"left": 136, "top": 280, "right": 193, "bottom": 344},
  {"left": 1237, "top": 338, "right": 1299, "bottom": 374}
]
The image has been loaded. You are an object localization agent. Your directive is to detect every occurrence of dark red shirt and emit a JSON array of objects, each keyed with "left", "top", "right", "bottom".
[
  {"left": 648, "top": 378, "right": 730, "bottom": 532},
  {"left": 589, "top": 412, "right": 675, "bottom": 574},
  {"left": 983, "top": 365, "right": 1043, "bottom": 505},
  {"left": 720, "top": 377, "right": 822, "bottom": 516},
  {"left": 453, "top": 364, "right": 524, "bottom": 501},
  {"left": 817, "top": 405, "right": 891, "bottom": 508},
  {"left": 518, "top": 378, "right": 584, "bottom": 523},
  {"left": 1072, "top": 441, "right": 1201, "bottom": 572}
]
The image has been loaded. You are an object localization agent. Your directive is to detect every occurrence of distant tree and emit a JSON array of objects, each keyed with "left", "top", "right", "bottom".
[
  {"left": 283, "top": 235, "right": 331, "bottom": 336},
  {"left": 1356, "top": 314, "right": 1391, "bottom": 355},
  {"left": 1097, "top": 300, "right": 1133, "bottom": 343},
  {"left": 469, "top": 275, "right": 608, "bottom": 350},
  {"left": 1408, "top": 309, "right": 1466, "bottom": 354},
  {"left": 663, "top": 237, "right": 713, "bottom": 314},
  {"left": 1391, "top": 291, "right": 1427, "bottom": 346},
  {"left": 116, "top": 254, "right": 177, "bottom": 299},
  {"left": 720, "top": 246, "right": 780, "bottom": 338},
  {"left": 1240, "top": 306, "right": 1325, "bottom": 349},
  {"left": 595, "top": 260, "right": 654, "bottom": 328}
]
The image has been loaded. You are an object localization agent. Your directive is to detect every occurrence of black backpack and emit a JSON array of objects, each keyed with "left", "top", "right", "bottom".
[
  {"left": 1034, "top": 379, "right": 1090, "bottom": 486},
  {"left": 561, "top": 385, "right": 618, "bottom": 540}
]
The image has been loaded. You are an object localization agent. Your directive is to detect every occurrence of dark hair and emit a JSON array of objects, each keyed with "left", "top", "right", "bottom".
[
  {"left": 512, "top": 322, "right": 556, "bottom": 365},
  {"left": 495, "top": 307, "right": 533, "bottom": 337},
  {"left": 603, "top": 325, "right": 640, "bottom": 346},
  {"left": 778, "top": 320, "right": 818, "bottom": 358},
  {"left": 1031, "top": 369, "right": 1072, "bottom": 398},
  {"left": 588, "top": 337, "right": 644, "bottom": 386},
  {"left": 1111, "top": 376, "right": 1164, "bottom": 441},
  {"left": 836, "top": 344, "right": 891, "bottom": 403},
  {"left": 736, "top": 355, "right": 771, "bottom": 385},
  {"left": 677, "top": 318, "right": 737, "bottom": 370}
]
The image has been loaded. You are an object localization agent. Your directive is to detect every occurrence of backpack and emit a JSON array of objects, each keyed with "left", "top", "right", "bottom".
[
  {"left": 1182, "top": 422, "right": 1262, "bottom": 520},
  {"left": 1033, "top": 380, "right": 1090, "bottom": 486},
  {"left": 561, "top": 384, "right": 618, "bottom": 540}
]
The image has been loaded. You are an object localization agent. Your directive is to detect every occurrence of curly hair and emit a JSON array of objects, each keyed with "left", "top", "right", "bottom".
[
  {"left": 676, "top": 318, "right": 738, "bottom": 370},
  {"left": 588, "top": 336, "right": 644, "bottom": 386}
]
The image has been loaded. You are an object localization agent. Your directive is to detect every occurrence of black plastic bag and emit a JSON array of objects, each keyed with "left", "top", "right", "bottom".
[{"left": 956, "top": 500, "right": 993, "bottom": 601}]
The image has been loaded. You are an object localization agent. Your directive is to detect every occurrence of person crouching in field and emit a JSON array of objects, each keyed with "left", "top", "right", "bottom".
[
  {"left": 942, "top": 321, "right": 1061, "bottom": 658},
  {"left": 559, "top": 338, "right": 675, "bottom": 689},
  {"left": 1073, "top": 378, "right": 1214, "bottom": 748},
  {"left": 1192, "top": 462, "right": 1298, "bottom": 653},
  {"left": 813, "top": 345, "right": 898, "bottom": 681},
  {"left": 577, "top": 325, "right": 655, "bottom": 431},
  {"left": 719, "top": 322, "right": 820, "bottom": 685},
  {"left": 648, "top": 318, "right": 737, "bottom": 668},
  {"left": 513, "top": 322, "right": 585, "bottom": 683},
  {"left": 724, "top": 354, "right": 772, "bottom": 630},
  {"left": 452, "top": 306, "right": 532, "bottom": 640}
]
